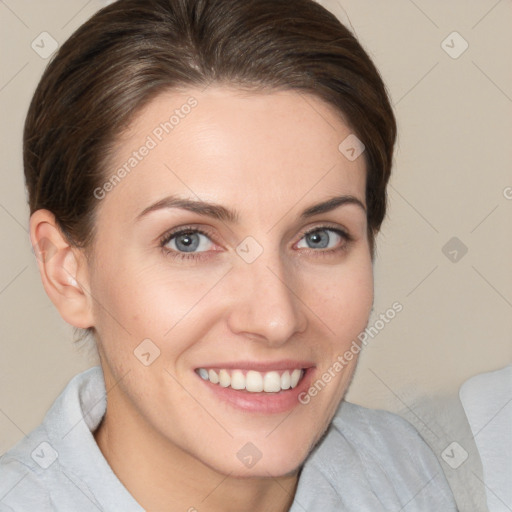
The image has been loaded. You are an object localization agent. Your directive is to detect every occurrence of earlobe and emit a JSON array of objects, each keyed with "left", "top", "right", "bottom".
[{"left": 29, "top": 209, "right": 94, "bottom": 329}]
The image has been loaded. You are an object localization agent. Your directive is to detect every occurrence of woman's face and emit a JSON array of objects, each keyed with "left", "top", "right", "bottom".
[{"left": 86, "top": 86, "right": 373, "bottom": 477}]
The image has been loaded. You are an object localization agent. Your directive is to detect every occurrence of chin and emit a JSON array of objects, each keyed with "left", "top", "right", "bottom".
[
  {"left": 197, "top": 427, "right": 323, "bottom": 479},
  {"left": 212, "top": 456, "right": 305, "bottom": 480}
]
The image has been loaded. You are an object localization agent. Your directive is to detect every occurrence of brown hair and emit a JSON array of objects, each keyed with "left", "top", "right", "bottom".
[{"left": 24, "top": 0, "right": 396, "bottom": 339}]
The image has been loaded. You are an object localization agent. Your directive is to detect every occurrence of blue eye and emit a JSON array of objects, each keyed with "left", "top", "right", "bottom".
[
  {"left": 165, "top": 231, "right": 208, "bottom": 252},
  {"left": 159, "top": 225, "right": 352, "bottom": 262},
  {"left": 160, "top": 228, "right": 211, "bottom": 258},
  {"left": 296, "top": 227, "right": 349, "bottom": 251}
]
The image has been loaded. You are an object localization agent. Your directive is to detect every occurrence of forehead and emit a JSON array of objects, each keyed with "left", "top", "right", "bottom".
[{"left": 98, "top": 86, "right": 367, "bottom": 224}]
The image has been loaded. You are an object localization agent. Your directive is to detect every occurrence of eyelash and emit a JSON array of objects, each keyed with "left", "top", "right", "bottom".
[{"left": 158, "top": 224, "right": 354, "bottom": 262}]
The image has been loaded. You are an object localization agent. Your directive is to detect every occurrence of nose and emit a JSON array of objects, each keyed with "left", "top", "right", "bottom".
[{"left": 226, "top": 253, "right": 308, "bottom": 347}]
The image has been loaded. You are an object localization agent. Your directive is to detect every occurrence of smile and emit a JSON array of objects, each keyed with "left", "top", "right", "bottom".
[{"left": 195, "top": 368, "right": 305, "bottom": 393}]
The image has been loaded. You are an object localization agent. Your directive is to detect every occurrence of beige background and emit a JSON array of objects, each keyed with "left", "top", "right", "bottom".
[{"left": 1, "top": 0, "right": 511, "bottom": 458}]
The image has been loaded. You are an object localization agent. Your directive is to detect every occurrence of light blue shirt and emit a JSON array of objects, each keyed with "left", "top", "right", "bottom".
[
  {"left": 460, "top": 365, "right": 512, "bottom": 511},
  {"left": 0, "top": 367, "right": 457, "bottom": 511}
]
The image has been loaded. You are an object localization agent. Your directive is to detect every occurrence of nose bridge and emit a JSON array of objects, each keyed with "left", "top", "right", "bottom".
[{"left": 227, "top": 245, "right": 307, "bottom": 345}]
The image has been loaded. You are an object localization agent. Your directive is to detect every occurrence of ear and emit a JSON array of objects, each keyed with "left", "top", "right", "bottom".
[{"left": 29, "top": 209, "right": 94, "bottom": 329}]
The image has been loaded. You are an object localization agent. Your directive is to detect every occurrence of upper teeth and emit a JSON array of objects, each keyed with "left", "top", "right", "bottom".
[{"left": 196, "top": 368, "right": 304, "bottom": 393}]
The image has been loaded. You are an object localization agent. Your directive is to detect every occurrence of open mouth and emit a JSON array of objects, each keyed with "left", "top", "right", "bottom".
[{"left": 195, "top": 367, "right": 306, "bottom": 393}]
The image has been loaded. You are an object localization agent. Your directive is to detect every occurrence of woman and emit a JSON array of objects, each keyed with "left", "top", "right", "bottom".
[{"left": 0, "top": 0, "right": 457, "bottom": 510}]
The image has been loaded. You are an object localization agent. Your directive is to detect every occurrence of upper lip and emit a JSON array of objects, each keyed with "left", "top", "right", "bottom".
[{"left": 195, "top": 360, "right": 315, "bottom": 372}]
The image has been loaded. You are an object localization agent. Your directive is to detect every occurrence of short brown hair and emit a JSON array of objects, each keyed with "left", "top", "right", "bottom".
[{"left": 25, "top": 0, "right": 396, "bottom": 260}]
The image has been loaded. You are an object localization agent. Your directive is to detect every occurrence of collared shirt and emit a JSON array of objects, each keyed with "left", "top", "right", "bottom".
[
  {"left": 0, "top": 366, "right": 457, "bottom": 511},
  {"left": 460, "top": 365, "right": 512, "bottom": 511}
]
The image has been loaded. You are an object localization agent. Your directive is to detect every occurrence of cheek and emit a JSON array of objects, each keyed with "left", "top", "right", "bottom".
[
  {"left": 308, "top": 257, "right": 374, "bottom": 340},
  {"left": 296, "top": 259, "right": 373, "bottom": 424},
  {"left": 125, "top": 264, "right": 230, "bottom": 334},
  {"left": 89, "top": 255, "right": 229, "bottom": 357},
  {"left": 91, "top": 251, "right": 184, "bottom": 324}
]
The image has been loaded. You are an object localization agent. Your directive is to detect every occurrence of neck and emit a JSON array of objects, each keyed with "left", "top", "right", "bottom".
[{"left": 93, "top": 385, "right": 300, "bottom": 512}]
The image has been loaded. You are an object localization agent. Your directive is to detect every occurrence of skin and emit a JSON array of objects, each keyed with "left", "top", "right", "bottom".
[{"left": 30, "top": 86, "right": 373, "bottom": 511}]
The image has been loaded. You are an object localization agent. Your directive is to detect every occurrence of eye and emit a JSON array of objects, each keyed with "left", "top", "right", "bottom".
[
  {"left": 159, "top": 224, "right": 353, "bottom": 262},
  {"left": 159, "top": 227, "right": 215, "bottom": 260},
  {"left": 296, "top": 226, "right": 351, "bottom": 252}
]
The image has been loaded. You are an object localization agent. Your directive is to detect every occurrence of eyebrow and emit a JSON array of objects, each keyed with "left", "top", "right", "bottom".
[{"left": 135, "top": 194, "right": 366, "bottom": 223}]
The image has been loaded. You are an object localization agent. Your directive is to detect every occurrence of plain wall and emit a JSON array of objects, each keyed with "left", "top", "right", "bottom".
[{"left": 1, "top": 0, "right": 511, "bottom": 456}]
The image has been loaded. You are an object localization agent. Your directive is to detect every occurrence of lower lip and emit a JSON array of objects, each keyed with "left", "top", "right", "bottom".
[{"left": 197, "top": 368, "right": 315, "bottom": 414}]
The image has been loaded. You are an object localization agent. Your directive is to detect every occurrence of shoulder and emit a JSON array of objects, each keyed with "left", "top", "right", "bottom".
[
  {"left": 460, "top": 364, "right": 511, "bottom": 406},
  {"left": 332, "top": 400, "right": 434, "bottom": 455},
  {"left": 0, "top": 367, "right": 105, "bottom": 511},
  {"left": 459, "top": 365, "right": 512, "bottom": 510},
  {"left": 302, "top": 401, "right": 457, "bottom": 510},
  {"left": 330, "top": 401, "right": 445, "bottom": 474},
  {"left": 0, "top": 426, "right": 54, "bottom": 511}
]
